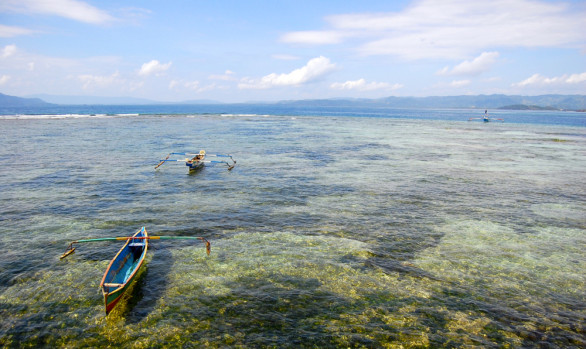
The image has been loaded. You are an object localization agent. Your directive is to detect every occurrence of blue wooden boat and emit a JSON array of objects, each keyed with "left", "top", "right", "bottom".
[{"left": 99, "top": 227, "right": 148, "bottom": 315}]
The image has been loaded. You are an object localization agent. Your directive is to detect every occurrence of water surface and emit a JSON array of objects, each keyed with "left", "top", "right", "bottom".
[{"left": 0, "top": 112, "right": 584, "bottom": 347}]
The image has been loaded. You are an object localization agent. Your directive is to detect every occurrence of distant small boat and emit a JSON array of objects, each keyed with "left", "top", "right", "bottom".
[
  {"left": 185, "top": 150, "right": 206, "bottom": 173},
  {"left": 467, "top": 116, "right": 504, "bottom": 122},
  {"left": 155, "top": 150, "right": 236, "bottom": 173},
  {"left": 469, "top": 110, "right": 504, "bottom": 123},
  {"left": 99, "top": 227, "right": 148, "bottom": 315}
]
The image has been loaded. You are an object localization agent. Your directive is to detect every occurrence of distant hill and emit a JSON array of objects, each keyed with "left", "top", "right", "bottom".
[
  {"left": 279, "top": 94, "right": 586, "bottom": 111},
  {"left": 2, "top": 92, "right": 585, "bottom": 110},
  {"left": 28, "top": 94, "right": 224, "bottom": 105},
  {"left": 0, "top": 93, "right": 54, "bottom": 107},
  {"left": 178, "top": 99, "right": 225, "bottom": 105},
  {"left": 498, "top": 104, "right": 558, "bottom": 111},
  {"left": 28, "top": 94, "right": 159, "bottom": 105}
]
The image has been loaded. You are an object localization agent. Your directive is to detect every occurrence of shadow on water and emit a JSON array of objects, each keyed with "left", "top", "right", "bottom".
[
  {"left": 361, "top": 225, "right": 585, "bottom": 345},
  {"left": 364, "top": 220, "right": 445, "bottom": 281},
  {"left": 162, "top": 274, "right": 380, "bottom": 348},
  {"left": 432, "top": 286, "right": 586, "bottom": 347},
  {"left": 164, "top": 272, "right": 584, "bottom": 348},
  {"left": 365, "top": 257, "right": 441, "bottom": 281},
  {"left": 107, "top": 263, "right": 148, "bottom": 320},
  {"left": 123, "top": 246, "right": 174, "bottom": 324}
]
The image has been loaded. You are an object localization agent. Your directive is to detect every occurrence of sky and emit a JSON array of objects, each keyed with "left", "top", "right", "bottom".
[{"left": 0, "top": 0, "right": 585, "bottom": 103}]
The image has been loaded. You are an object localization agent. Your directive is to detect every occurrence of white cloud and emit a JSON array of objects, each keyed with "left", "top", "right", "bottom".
[
  {"left": 566, "top": 72, "right": 586, "bottom": 84},
  {"left": 330, "top": 78, "right": 402, "bottom": 91},
  {"left": 513, "top": 72, "right": 586, "bottom": 87},
  {"left": 197, "top": 83, "right": 226, "bottom": 93},
  {"left": 280, "top": 31, "right": 345, "bottom": 45},
  {"left": 0, "top": 0, "right": 114, "bottom": 24},
  {"left": 78, "top": 71, "right": 121, "bottom": 89},
  {"left": 282, "top": 0, "right": 585, "bottom": 60},
  {"left": 184, "top": 81, "right": 200, "bottom": 90},
  {"left": 484, "top": 77, "right": 501, "bottom": 83},
  {"left": 0, "top": 75, "right": 10, "bottom": 85},
  {"left": 438, "top": 52, "right": 499, "bottom": 76},
  {"left": 169, "top": 79, "right": 226, "bottom": 93},
  {"left": 209, "top": 70, "right": 237, "bottom": 81},
  {"left": 0, "top": 24, "right": 36, "bottom": 37},
  {"left": 1, "top": 44, "right": 17, "bottom": 58},
  {"left": 450, "top": 80, "right": 471, "bottom": 87},
  {"left": 238, "top": 56, "right": 336, "bottom": 89},
  {"left": 169, "top": 80, "right": 180, "bottom": 89},
  {"left": 272, "top": 54, "right": 301, "bottom": 61},
  {"left": 138, "top": 60, "right": 172, "bottom": 76}
]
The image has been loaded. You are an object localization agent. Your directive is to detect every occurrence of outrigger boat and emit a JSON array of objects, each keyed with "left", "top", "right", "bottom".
[
  {"left": 469, "top": 110, "right": 504, "bottom": 123},
  {"left": 60, "top": 227, "right": 210, "bottom": 315},
  {"left": 155, "top": 150, "right": 236, "bottom": 173}
]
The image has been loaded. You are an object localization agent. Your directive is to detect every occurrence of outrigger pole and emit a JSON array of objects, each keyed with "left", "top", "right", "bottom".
[
  {"left": 157, "top": 159, "right": 236, "bottom": 170},
  {"left": 60, "top": 236, "right": 211, "bottom": 259},
  {"left": 154, "top": 154, "right": 171, "bottom": 169}
]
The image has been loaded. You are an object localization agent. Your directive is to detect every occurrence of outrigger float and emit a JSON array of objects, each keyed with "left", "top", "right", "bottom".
[
  {"left": 469, "top": 110, "right": 504, "bottom": 123},
  {"left": 155, "top": 150, "right": 236, "bottom": 173},
  {"left": 60, "top": 227, "right": 210, "bottom": 315}
]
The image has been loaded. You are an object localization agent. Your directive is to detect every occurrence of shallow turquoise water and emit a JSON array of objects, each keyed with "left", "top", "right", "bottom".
[{"left": 0, "top": 113, "right": 584, "bottom": 347}]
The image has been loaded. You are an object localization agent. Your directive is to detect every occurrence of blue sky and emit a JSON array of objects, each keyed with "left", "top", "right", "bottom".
[{"left": 1, "top": 0, "right": 585, "bottom": 103}]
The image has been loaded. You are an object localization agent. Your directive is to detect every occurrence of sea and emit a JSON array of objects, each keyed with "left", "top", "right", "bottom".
[{"left": 0, "top": 105, "right": 584, "bottom": 348}]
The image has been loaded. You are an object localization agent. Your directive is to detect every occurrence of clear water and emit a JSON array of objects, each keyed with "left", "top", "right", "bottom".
[{"left": 0, "top": 110, "right": 584, "bottom": 347}]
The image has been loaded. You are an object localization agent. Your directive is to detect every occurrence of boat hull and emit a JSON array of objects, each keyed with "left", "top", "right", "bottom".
[
  {"left": 186, "top": 151, "right": 206, "bottom": 173},
  {"left": 99, "top": 227, "right": 148, "bottom": 315},
  {"left": 186, "top": 161, "right": 205, "bottom": 173}
]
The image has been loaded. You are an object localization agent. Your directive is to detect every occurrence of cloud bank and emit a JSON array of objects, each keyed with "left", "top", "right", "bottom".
[
  {"left": 514, "top": 72, "right": 586, "bottom": 87},
  {"left": 281, "top": 0, "right": 585, "bottom": 60}
]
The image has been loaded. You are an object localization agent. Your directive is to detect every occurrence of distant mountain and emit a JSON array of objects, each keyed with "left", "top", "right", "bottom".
[
  {"left": 278, "top": 94, "right": 586, "bottom": 111},
  {"left": 27, "top": 94, "right": 225, "bottom": 105},
  {"left": 498, "top": 104, "right": 558, "bottom": 111},
  {"left": 28, "top": 94, "right": 159, "bottom": 105},
  {"left": 178, "top": 99, "right": 225, "bottom": 105},
  {"left": 3, "top": 92, "right": 585, "bottom": 110},
  {"left": 0, "top": 93, "right": 54, "bottom": 107}
]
